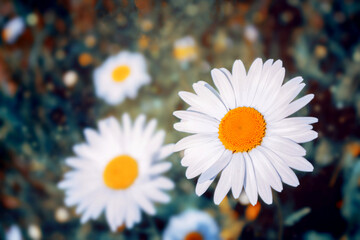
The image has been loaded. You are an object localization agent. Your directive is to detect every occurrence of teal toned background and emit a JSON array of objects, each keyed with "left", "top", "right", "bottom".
[{"left": 1, "top": 0, "right": 360, "bottom": 239}]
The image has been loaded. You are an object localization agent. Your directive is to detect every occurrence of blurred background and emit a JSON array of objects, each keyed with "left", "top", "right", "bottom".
[{"left": 1, "top": 0, "right": 360, "bottom": 239}]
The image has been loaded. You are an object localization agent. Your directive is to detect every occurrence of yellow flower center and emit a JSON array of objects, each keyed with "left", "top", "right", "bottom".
[
  {"left": 218, "top": 107, "right": 266, "bottom": 153},
  {"left": 184, "top": 232, "right": 203, "bottom": 240},
  {"left": 173, "top": 46, "right": 196, "bottom": 60},
  {"left": 103, "top": 155, "right": 138, "bottom": 190},
  {"left": 112, "top": 65, "right": 131, "bottom": 82}
]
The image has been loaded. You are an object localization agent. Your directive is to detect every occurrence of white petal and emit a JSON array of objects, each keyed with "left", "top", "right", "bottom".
[
  {"left": 131, "top": 114, "right": 146, "bottom": 145},
  {"left": 174, "top": 133, "right": 218, "bottom": 152},
  {"left": 253, "top": 60, "right": 283, "bottom": 111},
  {"left": 258, "top": 146, "right": 299, "bottom": 187},
  {"left": 275, "top": 150, "right": 314, "bottom": 172},
  {"left": 265, "top": 78, "right": 304, "bottom": 116},
  {"left": 251, "top": 59, "right": 274, "bottom": 108},
  {"left": 185, "top": 145, "right": 225, "bottom": 178},
  {"left": 211, "top": 68, "right": 236, "bottom": 109},
  {"left": 243, "top": 152, "right": 258, "bottom": 206},
  {"left": 198, "top": 150, "right": 232, "bottom": 183},
  {"left": 268, "top": 117, "right": 318, "bottom": 128},
  {"left": 148, "top": 162, "right": 172, "bottom": 175},
  {"left": 174, "top": 121, "right": 218, "bottom": 134},
  {"left": 157, "top": 144, "right": 174, "bottom": 160},
  {"left": 181, "top": 140, "right": 223, "bottom": 167},
  {"left": 267, "top": 94, "right": 314, "bottom": 122},
  {"left": 132, "top": 189, "right": 156, "bottom": 215},
  {"left": 249, "top": 148, "right": 283, "bottom": 192},
  {"left": 173, "top": 110, "right": 219, "bottom": 126},
  {"left": 262, "top": 136, "right": 306, "bottom": 156},
  {"left": 259, "top": 67, "right": 285, "bottom": 112},
  {"left": 231, "top": 59, "right": 247, "bottom": 106},
  {"left": 244, "top": 58, "right": 263, "bottom": 106},
  {"left": 193, "top": 81, "right": 228, "bottom": 113},
  {"left": 266, "top": 124, "right": 313, "bottom": 136},
  {"left": 122, "top": 113, "right": 132, "bottom": 151},
  {"left": 178, "top": 91, "right": 225, "bottom": 120},
  {"left": 145, "top": 187, "right": 171, "bottom": 203},
  {"left": 214, "top": 162, "right": 232, "bottom": 205},
  {"left": 283, "top": 130, "right": 318, "bottom": 143},
  {"left": 151, "top": 177, "right": 175, "bottom": 190},
  {"left": 231, "top": 153, "right": 245, "bottom": 198},
  {"left": 147, "top": 130, "right": 165, "bottom": 155},
  {"left": 195, "top": 178, "right": 214, "bottom": 196}
]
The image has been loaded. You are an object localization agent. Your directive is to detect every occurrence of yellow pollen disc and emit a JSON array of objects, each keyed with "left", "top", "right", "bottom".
[
  {"left": 184, "top": 232, "right": 203, "bottom": 240},
  {"left": 218, "top": 107, "right": 266, "bottom": 153},
  {"left": 103, "top": 155, "right": 138, "bottom": 190},
  {"left": 112, "top": 65, "right": 131, "bottom": 82}
]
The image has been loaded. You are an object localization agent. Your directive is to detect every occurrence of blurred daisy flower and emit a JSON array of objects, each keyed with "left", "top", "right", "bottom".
[
  {"left": 173, "top": 36, "right": 197, "bottom": 63},
  {"left": 174, "top": 58, "right": 317, "bottom": 205},
  {"left": 5, "top": 225, "right": 22, "bottom": 240},
  {"left": 58, "top": 114, "right": 174, "bottom": 231},
  {"left": 163, "top": 209, "right": 220, "bottom": 240},
  {"left": 2, "top": 17, "right": 25, "bottom": 44},
  {"left": 93, "top": 51, "right": 151, "bottom": 105}
]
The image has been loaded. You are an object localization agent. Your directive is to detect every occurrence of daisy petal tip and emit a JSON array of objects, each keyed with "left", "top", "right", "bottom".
[{"left": 214, "top": 197, "right": 223, "bottom": 205}]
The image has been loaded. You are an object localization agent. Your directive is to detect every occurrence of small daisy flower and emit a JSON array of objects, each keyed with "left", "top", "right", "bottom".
[
  {"left": 58, "top": 114, "right": 174, "bottom": 231},
  {"left": 163, "top": 209, "right": 220, "bottom": 240},
  {"left": 173, "top": 36, "right": 198, "bottom": 63},
  {"left": 2, "top": 17, "right": 25, "bottom": 44},
  {"left": 93, "top": 51, "right": 151, "bottom": 105},
  {"left": 173, "top": 58, "right": 318, "bottom": 205}
]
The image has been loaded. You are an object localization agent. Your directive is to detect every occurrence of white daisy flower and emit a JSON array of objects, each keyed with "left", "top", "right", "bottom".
[
  {"left": 93, "top": 51, "right": 151, "bottom": 105},
  {"left": 163, "top": 209, "right": 220, "bottom": 240},
  {"left": 2, "top": 17, "right": 25, "bottom": 44},
  {"left": 5, "top": 225, "right": 22, "bottom": 240},
  {"left": 58, "top": 114, "right": 174, "bottom": 231},
  {"left": 173, "top": 58, "right": 318, "bottom": 205},
  {"left": 173, "top": 36, "right": 198, "bottom": 63}
]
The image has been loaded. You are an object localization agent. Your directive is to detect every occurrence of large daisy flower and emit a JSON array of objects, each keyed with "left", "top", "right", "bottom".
[
  {"left": 173, "top": 58, "right": 317, "bottom": 205},
  {"left": 58, "top": 114, "right": 174, "bottom": 231},
  {"left": 163, "top": 209, "right": 220, "bottom": 240},
  {"left": 93, "top": 51, "right": 151, "bottom": 105}
]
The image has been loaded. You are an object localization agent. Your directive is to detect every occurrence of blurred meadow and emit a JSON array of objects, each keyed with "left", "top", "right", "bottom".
[{"left": 1, "top": 0, "right": 360, "bottom": 239}]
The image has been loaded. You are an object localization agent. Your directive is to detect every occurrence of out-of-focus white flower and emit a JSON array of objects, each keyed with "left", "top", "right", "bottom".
[
  {"left": 5, "top": 225, "right": 22, "bottom": 240},
  {"left": 163, "top": 209, "right": 220, "bottom": 240},
  {"left": 58, "top": 114, "right": 174, "bottom": 231},
  {"left": 93, "top": 51, "right": 151, "bottom": 105},
  {"left": 244, "top": 24, "right": 259, "bottom": 42},
  {"left": 173, "top": 36, "right": 197, "bottom": 63},
  {"left": 2, "top": 17, "right": 25, "bottom": 44},
  {"left": 27, "top": 224, "right": 41, "bottom": 240},
  {"left": 174, "top": 58, "right": 317, "bottom": 205},
  {"left": 63, "top": 71, "right": 78, "bottom": 88}
]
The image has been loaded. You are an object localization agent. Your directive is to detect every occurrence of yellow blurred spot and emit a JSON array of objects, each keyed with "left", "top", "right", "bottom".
[
  {"left": 117, "top": 224, "right": 126, "bottom": 232},
  {"left": 78, "top": 53, "right": 93, "bottom": 67},
  {"left": 2, "top": 29, "right": 9, "bottom": 42},
  {"left": 245, "top": 203, "right": 261, "bottom": 221},
  {"left": 315, "top": 45, "right": 327, "bottom": 59},
  {"left": 347, "top": 142, "right": 360, "bottom": 157},
  {"left": 138, "top": 35, "right": 150, "bottom": 49}
]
